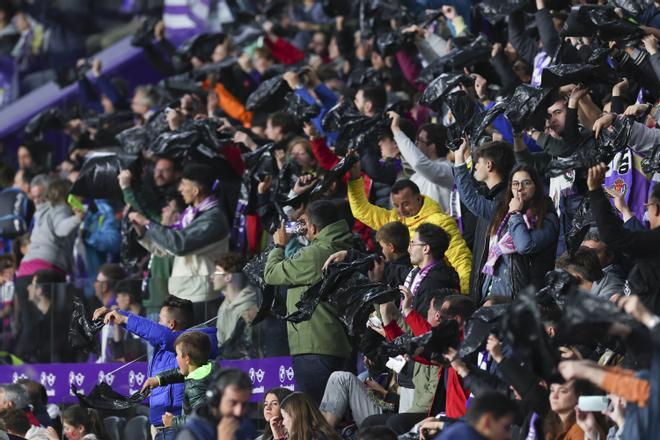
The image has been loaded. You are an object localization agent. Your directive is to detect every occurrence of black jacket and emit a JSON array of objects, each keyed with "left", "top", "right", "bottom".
[{"left": 411, "top": 263, "right": 460, "bottom": 318}]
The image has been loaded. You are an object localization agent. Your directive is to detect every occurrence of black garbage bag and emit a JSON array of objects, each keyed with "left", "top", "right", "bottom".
[
  {"left": 284, "top": 93, "right": 321, "bottom": 127},
  {"left": 477, "top": 0, "right": 530, "bottom": 25},
  {"left": 161, "top": 75, "right": 207, "bottom": 98},
  {"left": 613, "top": 0, "right": 648, "bottom": 16},
  {"left": 379, "top": 320, "right": 460, "bottom": 363},
  {"left": 68, "top": 296, "right": 104, "bottom": 354},
  {"left": 73, "top": 382, "right": 149, "bottom": 411},
  {"left": 322, "top": 101, "right": 389, "bottom": 154},
  {"left": 566, "top": 197, "right": 593, "bottom": 257},
  {"left": 561, "top": 6, "right": 597, "bottom": 38},
  {"left": 70, "top": 153, "right": 139, "bottom": 200},
  {"left": 149, "top": 129, "right": 198, "bottom": 160},
  {"left": 470, "top": 100, "right": 508, "bottom": 142},
  {"left": 554, "top": 291, "right": 646, "bottom": 347},
  {"left": 500, "top": 290, "right": 561, "bottom": 383},
  {"left": 417, "top": 35, "right": 491, "bottom": 82},
  {"left": 245, "top": 245, "right": 288, "bottom": 323},
  {"left": 285, "top": 254, "right": 379, "bottom": 323},
  {"left": 24, "top": 108, "right": 66, "bottom": 142},
  {"left": 131, "top": 16, "right": 159, "bottom": 47},
  {"left": 541, "top": 63, "right": 619, "bottom": 88},
  {"left": 419, "top": 73, "right": 471, "bottom": 112},
  {"left": 547, "top": 117, "right": 634, "bottom": 177},
  {"left": 329, "top": 283, "right": 399, "bottom": 336},
  {"left": 505, "top": 85, "right": 554, "bottom": 132},
  {"left": 536, "top": 270, "right": 579, "bottom": 309},
  {"left": 347, "top": 67, "right": 390, "bottom": 89},
  {"left": 587, "top": 6, "right": 644, "bottom": 42},
  {"left": 458, "top": 304, "right": 509, "bottom": 358},
  {"left": 641, "top": 143, "right": 660, "bottom": 175},
  {"left": 191, "top": 56, "right": 238, "bottom": 80},
  {"left": 219, "top": 317, "right": 260, "bottom": 359},
  {"left": 375, "top": 31, "right": 404, "bottom": 57},
  {"left": 119, "top": 212, "right": 149, "bottom": 272},
  {"left": 443, "top": 91, "right": 482, "bottom": 151},
  {"left": 116, "top": 126, "right": 148, "bottom": 155},
  {"left": 246, "top": 75, "right": 292, "bottom": 113}
]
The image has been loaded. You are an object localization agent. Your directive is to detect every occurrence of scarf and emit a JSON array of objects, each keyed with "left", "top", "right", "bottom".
[
  {"left": 482, "top": 210, "right": 536, "bottom": 276},
  {"left": 171, "top": 196, "right": 219, "bottom": 230},
  {"left": 403, "top": 261, "right": 438, "bottom": 299}
]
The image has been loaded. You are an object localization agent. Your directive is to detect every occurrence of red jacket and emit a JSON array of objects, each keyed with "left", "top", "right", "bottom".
[
  {"left": 264, "top": 36, "right": 305, "bottom": 65},
  {"left": 383, "top": 312, "right": 469, "bottom": 419}
]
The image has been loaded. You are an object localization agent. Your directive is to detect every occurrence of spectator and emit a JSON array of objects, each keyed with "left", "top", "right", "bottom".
[
  {"left": 0, "top": 408, "right": 48, "bottom": 440},
  {"left": 347, "top": 167, "right": 472, "bottom": 293},
  {"left": 111, "top": 278, "right": 147, "bottom": 362},
  {"left": 556, "top": 247, "right": 625, "bottom": 298},
  {"left": 0, "top": 256, "right": 14, "bottom": 351},
  {"left": 455, "top": 139, "right": 559, "bottom": 300},
  {"left": 451, "top": 141, "right": 515, "bottom": 303},
  {"left": 435, "top": 391, "right": 518, "bottom": 440},
  {"left": 78, "top": 199, "right": 121, "bottom": 283},
  {"left": 0, "top": 384, "right": 39, "bottom": 428},
  {"left": 94, "top": 263, "right": 127, "bottom": 362},
  {"left": 255, "top": 387, "right": 292, "bottom": 440},
  {"left": 26, "top": 269, "right": 75, "bottom": 363},
  {"left": 264, "top": 200, "right": 354, "bottom": 405},
  {"left": 14, "top": 179, "right": 82, "bottom": 360},
  {"left": 354, "top": 85, "right": 387, "bottom": 118},
  {"left": 94, "top": 295, "right": 218, "bottom": 440},
  {"left": 142, "top": 331, "right": 218, "bottom": 430},
  {"left": 581, "top": 228, "right": 627, "bottom": 281},
  {"left": 45, "top": 405, "right": 104, "bottom": 440},
  {"left": 213, "top": 252, "right": 260, "bottom": 348},
  {"left": 14, "top": 380, "right": 57, "bottom": 432},
  {"left": 176, "top": 368, "right": 255, "bottom": 440},
  {"left": 27, "top": 175, "right": 48, "bottom": 207},
  {"left": 129, "top": 164, "right": 230, "bottom": 324},
  {"left": 280, "top": 392, "right": 340, "bottom": 440}
]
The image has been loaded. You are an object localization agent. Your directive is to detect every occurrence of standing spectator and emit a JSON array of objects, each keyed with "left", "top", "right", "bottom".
[
  {"left": 111, "top": 278, "right": 147, "bottom": 362},
  {"left": 347, "top": 164, "right": 472, "bottom": 293},
  {"left": 264, "top": 200, "right": 354, "bottom": 405},
  {"left": 0, "top": 256, "right": 14, "bottom": 351},
  {"left": 79, "top": 199, "right": 121, "bottom": 283},
  {"left": 28, "top": 175, "right": 49, "bottom": 207},
  {"left": 14, "top": 180, "right": 83, "bottom": 362},
  {"left": 128, "top": 164, "right": 230, "bottom": 324},
  {"left": 451, "top": 141, "right": 514, "bottom": 304},
  {"left": 213, "top": 252, "right": 260, "bottom": 348}
]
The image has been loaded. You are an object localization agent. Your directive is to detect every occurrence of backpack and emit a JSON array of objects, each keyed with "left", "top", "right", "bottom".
[{"left": 0, "top": 188, "right": 32, "bottom": 239}]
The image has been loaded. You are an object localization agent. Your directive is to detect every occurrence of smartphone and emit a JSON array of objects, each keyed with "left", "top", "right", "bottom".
[
  {"left": 578, "top": 396, "right": 610, "bottom": 412},
  {"left": 67, "top": 195, "right": 85, "bottom": 212},
  {"left": 284, "top": 221, "right": 307, "bottom": 235}
]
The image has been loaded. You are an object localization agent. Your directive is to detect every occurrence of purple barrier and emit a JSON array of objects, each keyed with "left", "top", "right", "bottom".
[{"left": 0, "top": 357, "right": 295, "bottom": 404}]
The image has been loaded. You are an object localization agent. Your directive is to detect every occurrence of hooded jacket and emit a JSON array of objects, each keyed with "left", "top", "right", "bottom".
[
  {"left": 264, "top": 220, "right": 353, "bottom": 358},
  {"left": 119, "top": 311, "right": 218, "bottom": 427},
  {"left": 347, "top": 177, "right": 472, "bottom": 293}
]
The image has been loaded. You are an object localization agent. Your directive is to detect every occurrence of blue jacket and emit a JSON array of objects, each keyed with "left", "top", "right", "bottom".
[
  {"left": 121, "top": 312, "right": 218, "bottom": 427},
  {"left": 82, "top": 200, "right": 121, "bottom": 279},
  {"left": 435, "top": 422, "right": 485, "bottom": 440}
]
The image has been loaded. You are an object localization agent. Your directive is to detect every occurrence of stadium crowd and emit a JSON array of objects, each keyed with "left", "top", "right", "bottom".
[{"left": 0, "top": 0, "right": 659, "bottom": 439}]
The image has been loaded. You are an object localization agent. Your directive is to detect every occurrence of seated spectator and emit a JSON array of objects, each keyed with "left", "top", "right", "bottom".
[
  {"left": 256, "top": 388, "right": 292, "bottom": 440},
  {"left": 435, "top": 391, "right": 518, "bottom": 440},
  {"left": 280, "top": 392, "right": 340, "bottom": 440},
  {"left": 0, "top": 408, "right": 48, "bottom": 440},
  {"left": 14, "top": 381, "right": 57, "bottom": 431},
  {"left": 45, "top": 405, "right": 104, "bottom": 440},
  {"left": 0, "top": 384, "right": 39, "bottom": 428},
  {"left": 177, "top": 368, "right": 255, "bottom": 440},
  {"left": 347, "top": 167, "right": 472, "bottom": 293},
  {"left": 213, "top": 252, "right": 260, "bottom": 349},
  {"left": 556, "top": 247, "right": 624, "bottom": 298},
  {"left": 110, "top": 278, "right": 147, "bottom": 362},
  {"left": 142, "top": 331, "right": 218, "bottom": 430},
  {"left": 129, "top": 164, "right": 230, "bottom": 324},
  {"left": 542, "top": 380, "right": 605, "bottom": 440}
]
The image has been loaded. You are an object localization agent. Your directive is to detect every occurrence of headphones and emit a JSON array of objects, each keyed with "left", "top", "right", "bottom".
[{"left": 205, "top": 368, "right": 252, "bottom": 409}]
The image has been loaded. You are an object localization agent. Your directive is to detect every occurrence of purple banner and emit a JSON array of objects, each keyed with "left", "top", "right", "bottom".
[{"left": 0, "top": 357, "right": 295, "bottom": 404}]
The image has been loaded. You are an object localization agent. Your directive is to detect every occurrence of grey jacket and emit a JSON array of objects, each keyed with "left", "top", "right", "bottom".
[{"left": 22, "top": 203, "right": 81, "bottom": 272}]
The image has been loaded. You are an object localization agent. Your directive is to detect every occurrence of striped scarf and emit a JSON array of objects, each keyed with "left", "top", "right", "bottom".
[
  {"left": 482, "top": 211, "right": 536, "bottom": 275},
  {"left": 171, "top": 196, "right": 219, "bottom": 230}
]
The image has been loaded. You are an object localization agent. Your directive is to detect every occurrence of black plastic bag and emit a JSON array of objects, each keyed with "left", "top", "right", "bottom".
[
  {"left": 561, "top": 6, "right": 597, "bottom": 38},
  {"left": 246, "top": 75, "right": 292, "bottom": 113},
  {"left": 245, "top": 245, "right": 288, "bottom": 323},
  {"left": 505, "top": 85, "right": 554, "bottom": 132},
  {"left": 329, "top": 283, "right": 399, "bottom": 336},
  {"left": 191, "top": 56, "right": 238, "bottom": 80},
  {"left": 477, "top": 0, "right": 530, "bottom": 25},
  {"left": 418, "top": 35, "right": 491, "bottom": 82},
  {"left": 458, "top": 304, "right": 509, "bottom": 358},
  {"left": 347, "top": 67, "right": 390, "bottom": 89},
  {"left": 321, "top": 101, "right": 389, "bottom": 154},
  {"left": 116, "top": 127, "right": 148, "bottom": 155},
  {"left": 70, "top": 153, "right": 139, "bottom": 200},
  {"left": 68, "top": 296, "right": 104, "bottom": 354},
  {"left": 24, "top": 108, "right": 66, "bottom": 143},
  {"left": 587, "top": 6, "right": 644, "bottom": 42},
  {"left": 536, "top": 270, "right": 579, "bottom": 309},
  {"left": 419, "top": 73, "right": 471, "bottom": 112},
  {"left": 285, "top": 254, "right": 378, "bottom": 323},
  {"left": 470, "top": 100, "right": 508, "bottom": 142},
  {"left": 443, "top": 91, "right": 482, "bottom": 151},
  {"left": 149, "top": 129, "right": 198, "bottom": 159},
  {"left": 375, "top": 31, "right": 404, "bottom": 57},
  {"left": 120, "top": 212, "right": 149, "bottom": 272},
  {"left": 219, "top": 317, "right": 260, "bottom": 359},
  {"left": 566, "top": 197, "right": 593, "bottom": 257},
  {"left": 284, "top": 93, "right": 321, "bottom": 127},
  {"left": 540, "top": 63, "right": 619, "bottom": 88},
  {"left": 73, "top": 382, "right": 148, "bottom": 411},
  {"left": 500, "top": 290, "right": 561, "bottom": 383},
  {"left": 641, "top": 143, "right": 660, "bottom": 175},
  {"left": 379, "top": 320, "right": 460, "bottom": 363}
]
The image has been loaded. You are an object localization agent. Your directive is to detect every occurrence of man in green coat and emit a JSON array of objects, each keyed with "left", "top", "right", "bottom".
[{"left": 264, "top": 200, "right": 353, "bottom": 405}]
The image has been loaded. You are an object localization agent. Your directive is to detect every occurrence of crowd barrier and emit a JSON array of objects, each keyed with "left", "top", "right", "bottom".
[{"left": 0, "top": 357, "right": 295, "bottom": 404}]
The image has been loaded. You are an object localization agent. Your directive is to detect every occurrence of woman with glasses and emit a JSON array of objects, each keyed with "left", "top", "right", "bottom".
[{"left": 454, "top": 139, "right": 559, "bottom": 300}]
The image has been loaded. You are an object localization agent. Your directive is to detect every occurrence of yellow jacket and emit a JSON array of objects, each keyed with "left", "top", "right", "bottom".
[{"left": 348, "top": 177, "right": 472, "bottom": 293}]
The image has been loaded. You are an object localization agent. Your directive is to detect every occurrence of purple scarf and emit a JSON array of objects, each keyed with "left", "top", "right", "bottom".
[
  {"left": 171, "top": 196, "right": 219, "bottom": 230},
  {"left": 482, "top": 210, "right": 536, "bottom": 276}
]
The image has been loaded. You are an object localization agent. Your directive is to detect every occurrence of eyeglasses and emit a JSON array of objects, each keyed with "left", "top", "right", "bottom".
[
  {"left": 408, "top": 241, "right": 427, "bottom": 248},
  {"left": 511, "top": 180, "right": 534, "bottom": 189},
  {"left": 415, "top": 138, "right": 429, "bottom": 146}
]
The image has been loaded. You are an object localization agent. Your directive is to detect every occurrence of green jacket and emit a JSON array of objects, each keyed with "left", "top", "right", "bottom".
[
  {"left": 157, "top": 362, "right": 218, "bottom": 430},
  {"left": 264, "top": 220, "right": 353, "bottom": 358}
]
